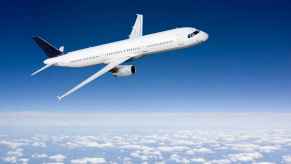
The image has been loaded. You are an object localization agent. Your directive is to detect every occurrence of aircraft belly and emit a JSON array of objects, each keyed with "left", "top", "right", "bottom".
[{"left": 57, "top": 58, "right": 105, "bottom": 68}]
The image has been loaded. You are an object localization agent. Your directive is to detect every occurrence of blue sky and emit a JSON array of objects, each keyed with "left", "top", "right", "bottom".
[{"left": 1, "top": 0, "right": 291, "bottom": 111}]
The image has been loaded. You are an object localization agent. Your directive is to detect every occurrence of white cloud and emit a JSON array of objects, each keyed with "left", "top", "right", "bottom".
[
  {"left": 130, "top": 151, "right": 148, "bottom": 161},
  {"left": 123, "top": 157, "right": 133, "bottom": 164},
  {"left": 228, "top": 152, "right": 263, "bottom": 162},
  {"left": 31, "top": 141, "right": 47, "bottom": 147},
  {"left": 7, "top": 148, "right": 23, "bottom": 157},
  {"left": 169, "top": 154, "right": 179, "bottom": 162},
  {"left": 18, "top": 158, "right": 29, "bottom": 164},
  {"left": 142, "top": 150, "right": 162, "bottom": 160},
  {"left": 71, "top": 157, "right": 107, "bottom": 164},
  {"left": 169, "top": 154, "right": 190, "bottom": 163},
  {"left": 83, "top": 142, "right": 113, "bottom": 148},
  {"left": 2, "top": 148, "right": 24, "bottom": 163},
  {"left": 2, "top": 156, "right": 18, "bottom": 163},
  {"left": 120, "top": 144, "right": 143, "bottom": 150},
  {"left": 32, "top": 153, "right": 48, "bottom": 158},
  {"left": 282, "top": 155, "right": 291, "bottom": 163},
  {"left": 49, "top": 154, "right": 66, "bottom": 162},
  {"left": 157, "top": 146, "right": 189, "bottom": 153},
  {"left": 228, "top": 143, "right": 259, "bottom": 152},
  {"left": 190, "top": 157, "right": 207, "bottom": 163},
  {"left": 123, "top": 145, "right": 163, "bottom": 161},
  {"left": 1, "top": 113, "right": 291, "bottom": 164},
  {"left": 155, "top": 161, "right": 166, "bottom": 164},
  {"left": 206, "top": 159, "right": 231, "bottom": 164},
  {"left": 62, "top": 136, "right": 113, "bottom": 149},
  {"left": 186, "top": 147, "right": 214, "bottom": 155},
  {"left": 259, "top": 145, "right": 281, "bottom": 153},
  {"left": 0, "top": 140, "right": 24, "bottom": 149},
  {"left": 227, "top": 142, "right": 283, "bottom": 154}
]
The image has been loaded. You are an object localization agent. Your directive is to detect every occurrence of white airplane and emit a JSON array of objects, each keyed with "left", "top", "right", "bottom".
[{"left": 32, "top": 14, "right": 208, "bottom": 100}]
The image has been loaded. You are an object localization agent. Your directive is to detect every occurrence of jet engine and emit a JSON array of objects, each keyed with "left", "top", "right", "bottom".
[{"left": 111, "top": 65, "right": 136, "bottom": 77}]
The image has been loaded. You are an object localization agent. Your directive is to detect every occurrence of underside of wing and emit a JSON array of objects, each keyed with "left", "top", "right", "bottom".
[{"left": 57, "top": 56, "right": 131, "bottom": 100}]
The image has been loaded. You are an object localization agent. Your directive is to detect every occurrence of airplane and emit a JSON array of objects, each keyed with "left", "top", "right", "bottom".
[{"left": 31, "top": 14, "right": 208, "bottom": 101}]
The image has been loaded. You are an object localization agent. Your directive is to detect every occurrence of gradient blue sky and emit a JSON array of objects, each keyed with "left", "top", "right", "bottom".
[{"left": 1, "top": 0, "right": 290, "bottom": 111}]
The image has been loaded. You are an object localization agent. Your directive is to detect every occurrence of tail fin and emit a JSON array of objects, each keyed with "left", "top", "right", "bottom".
[
  {"left": 129, "top": 14, "right": 143, "bottom": 39},
  {"left": 32, "top": 36, "right": 63, "bottom": 58}
]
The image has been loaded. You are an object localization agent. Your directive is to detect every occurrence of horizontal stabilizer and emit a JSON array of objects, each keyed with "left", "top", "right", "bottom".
[
  {"left": 31, "top": 64, "right": 52, "bottom": 76},
  {"left": 32, "top": 36, "right": 63, "bottom": 58}
]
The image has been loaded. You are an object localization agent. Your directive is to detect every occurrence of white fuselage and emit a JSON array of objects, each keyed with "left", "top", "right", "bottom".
[{"left": 44, "top": 27, "right": 208, "bottom": 67}]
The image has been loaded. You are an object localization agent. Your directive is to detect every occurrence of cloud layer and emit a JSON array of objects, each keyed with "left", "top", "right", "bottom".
[{"left": 0, "top": 112, "right": 290, "bottom": 163}]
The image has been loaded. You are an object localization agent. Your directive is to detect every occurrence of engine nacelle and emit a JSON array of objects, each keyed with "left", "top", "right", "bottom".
[{"left": 111, "top": 65, "right": 136, "bottom": 77}]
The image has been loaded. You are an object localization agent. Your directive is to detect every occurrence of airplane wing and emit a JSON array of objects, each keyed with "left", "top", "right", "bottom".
[
  {"left": 129, "top": 14, "right": 143, "bottom": 39},
  {"left": 57, "top": 56, "right": 131, "bottom": 101}
]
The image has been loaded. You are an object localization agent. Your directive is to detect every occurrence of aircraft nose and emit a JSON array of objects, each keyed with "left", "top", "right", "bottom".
[{"left": 201, "top": 31, "right": 209, "bottom": 42}]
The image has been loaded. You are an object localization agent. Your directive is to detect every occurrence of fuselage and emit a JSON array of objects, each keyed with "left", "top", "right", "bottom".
[{"left": 44, "top": 27, "right": 208, "bottom": 67}]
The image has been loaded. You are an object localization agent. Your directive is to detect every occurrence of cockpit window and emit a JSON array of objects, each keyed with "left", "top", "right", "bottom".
[
  {"left": 193, "top": 31, "right": 200, "bottom": 35},
  {"left": 187, "top": 30, "right": 200, "bottom": 38}
]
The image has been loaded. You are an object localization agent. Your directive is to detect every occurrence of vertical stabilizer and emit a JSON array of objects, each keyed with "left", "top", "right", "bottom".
[
  {"left": 32, "top": 36, "right": 63, "bottom": 58},
  {"left": 129, "top": 14, "right": 143, "bottom": 39}
]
